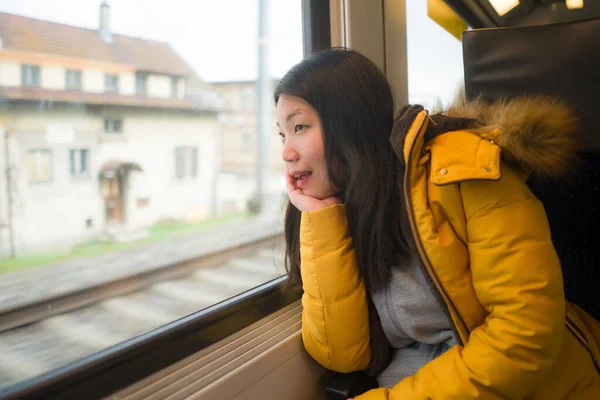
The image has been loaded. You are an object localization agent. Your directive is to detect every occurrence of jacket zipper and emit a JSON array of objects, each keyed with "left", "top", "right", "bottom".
[
  {"left": 402, "top": 112, "right": 466, "bottom": 346},
  {"left": 566, "top": 316, "right": 600, "bottom": 374}
]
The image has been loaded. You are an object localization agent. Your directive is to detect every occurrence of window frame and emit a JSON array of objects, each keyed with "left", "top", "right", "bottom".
[
  {"left": 242, "top": 132, "right": 252, "bottom": 149},
  {"left": 136, "top": 72, "right": 148, "bottom": 96},
  {"left": 65, "top": 69, "right": 82, "bottom": 90},
  {"left": 170, "top": 76, "right": 178, "bottom": 98},
  {"left": 174, "top": 146, "right": 199, "bottom": 179},
  {"left": 0, "top": 278, "right": 301, "bottom": 399},
  {"left": 104, "top": 118, "right": 123, "bottom": 134},
  {"left": 1, "top": 1, "right": 327, "bottom": 397},
  {"left": 69, "top": 148, "right": 90, "bottom": 178},
  {"left": 21, "top": 64, "right": 41, "bottom": 87},
  {"left": 105, "top": 73, "right": 119, "bottom": 93},
  {"left": 27, "top": 149, "right": 53, "bottom": 183}
]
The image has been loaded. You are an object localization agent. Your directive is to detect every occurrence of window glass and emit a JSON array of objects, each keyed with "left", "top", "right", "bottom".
[
  {"left": 70, "top": 149, "right": 90, "bottom": 177},
  {"left": 27, "top": 150, "right": 52, "bottom": 182},
  {"left": 170, "top": 76, "right": 178, "bottom": 98},
  {"left": 406, "top": 0, "right": 465, "bottom": 109},
  {"left": 136, "top": 72, "right": 147, "bottom": 95},
  {"left": 21, "top": 65, "right": 41, "bottom": 86},
  {"left": 105, "top": 74, "right": 119, "bottom": 93},
  {"left": 175, "top": 146, "right": 186, "bottom": 178},
  {"left": 175, "top": 146, "right": 199, "bottom": 179},
  {"left": 0, "top": 0, "right": 302, "bottom": 390},
  {"left": 66, "top": 70, "right": 82, "bottom": 90},
  {"left": 104, "top": 118, "right": 123, "bottom": 133}
]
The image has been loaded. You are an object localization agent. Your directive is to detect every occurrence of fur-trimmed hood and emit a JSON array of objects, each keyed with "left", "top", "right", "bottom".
[{"left": 441, "top": 95, "right": 580, "bottom": 179}]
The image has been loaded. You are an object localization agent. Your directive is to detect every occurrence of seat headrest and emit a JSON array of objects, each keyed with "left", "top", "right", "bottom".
[{"left": 463, "top": 18, "right": 600, "bottom": 151}]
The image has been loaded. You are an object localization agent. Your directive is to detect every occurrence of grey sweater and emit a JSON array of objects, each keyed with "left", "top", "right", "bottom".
[{"left": 371, "top": 257, "right": 457, "bottom": 388}]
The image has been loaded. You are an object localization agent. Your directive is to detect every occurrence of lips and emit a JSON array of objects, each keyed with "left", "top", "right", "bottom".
[
  {"left": 293, "top": 172, "right": 311, "bottom": 180},
  {"left": 291, "top": 171, "right": 312, "bottom": 188}
]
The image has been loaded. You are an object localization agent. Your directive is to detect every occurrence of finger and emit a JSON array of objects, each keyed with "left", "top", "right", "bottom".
[{"left": 284, "top": 170, "right": 298, "bottom": 194}]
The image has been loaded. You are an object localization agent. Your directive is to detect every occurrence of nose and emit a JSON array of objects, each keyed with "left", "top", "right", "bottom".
[{"left": 281, "top": 139, "right": 299, "bottom": 163}]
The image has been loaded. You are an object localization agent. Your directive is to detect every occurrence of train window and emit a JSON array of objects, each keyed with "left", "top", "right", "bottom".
[
  {"left": 0, "top": 0, "right": 302, "bottom": 391},
  {"left": 406, "top": 0, "right": 465, "bottom": 108}
]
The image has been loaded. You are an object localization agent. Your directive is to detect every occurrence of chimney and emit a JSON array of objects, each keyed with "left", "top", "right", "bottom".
[{"left": 99, "top": 1, "right": 113, "bottom": 43}]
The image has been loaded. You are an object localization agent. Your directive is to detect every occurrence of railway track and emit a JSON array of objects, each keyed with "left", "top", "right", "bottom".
[{"left": 0, "top": 236, "right": 286, "bottom": 390}]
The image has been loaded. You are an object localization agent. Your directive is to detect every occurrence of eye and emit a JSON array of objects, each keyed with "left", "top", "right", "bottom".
[
  {"left": 278, "top": 132, "right": 285, "bottom": 142},
  {"left": 294, "top": 125, "right": 305, "bottom": 133}
]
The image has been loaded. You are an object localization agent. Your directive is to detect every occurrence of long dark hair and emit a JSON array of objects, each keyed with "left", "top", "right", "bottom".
[{"left": 274, "top": 48, "right": 411, "bottom": 374}]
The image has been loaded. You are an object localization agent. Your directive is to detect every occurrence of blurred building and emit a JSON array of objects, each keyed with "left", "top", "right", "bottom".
[
  {"left": 0, "top": 3, "right": 221, "bottom": 256},
  {"left": 212, "top": 80, "right": 286, "bottom": 216}
]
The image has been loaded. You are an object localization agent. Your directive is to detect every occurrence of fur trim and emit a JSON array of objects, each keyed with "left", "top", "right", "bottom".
[{"left": 443, "top": 93, "right": 580, "bottom": 179}]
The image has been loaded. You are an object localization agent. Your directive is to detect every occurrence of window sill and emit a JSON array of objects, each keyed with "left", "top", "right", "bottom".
[{"left": 0, "top": 277, "right": 300, "bottom": 399}]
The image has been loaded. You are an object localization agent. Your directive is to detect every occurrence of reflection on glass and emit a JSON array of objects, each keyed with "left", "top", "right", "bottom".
[
  {"left": 0, "top": 0, "right": 302, "bottom": 390},
  {"left": 407, "top": 0, "right": 465, "bottom": 108}
]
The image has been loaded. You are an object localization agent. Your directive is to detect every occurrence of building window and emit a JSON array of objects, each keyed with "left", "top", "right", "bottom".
[
  {"left": 70, "top": 149, "right": 89, "bottom": 178},
  {"left": 104, "top": 118, "right": 123, "bottom": 133},
  {"left": 27, "top": 150, "right": 52, "bottom": 182},
  {"left": 21, "top": 65, "right": 41, "bottom": 86},
  {"left": 136, "top": 72, "right": 147, "bottom": 96},
  {"left": 175, "top": 146, "right": 198, "bottom": 179},
  {"left": 242, "top": 87, "right": 254, "bottom": 110},
  {"left": 105, "top": 74, "right": 119, "bottom": 93},
  {"left": 170, "top": 76, "right": 179, "bottom": 98},
  {"left": 242, "top": 133, "right": 252, "bottom": 149},
  {"left": 65, "top": 70, "right": 82, "bottom": 90}
]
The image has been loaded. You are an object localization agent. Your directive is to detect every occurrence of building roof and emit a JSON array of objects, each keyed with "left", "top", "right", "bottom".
[
  {"left": 0, "top": 12, "right": 196, "bottom": 77},
  {"left": 211, "top": 78, "right": 281, "bottom": 86},
  {"left": 0, "top": 85, "right": 219, "bottom": 112}
]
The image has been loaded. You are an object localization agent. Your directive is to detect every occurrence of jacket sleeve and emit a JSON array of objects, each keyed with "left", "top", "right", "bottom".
[
  {"left": 300, "top": 204, "right": 372, "bottom": 372},
  {"left": 356, "top": 166, "right": 565, "bottom": 400}
]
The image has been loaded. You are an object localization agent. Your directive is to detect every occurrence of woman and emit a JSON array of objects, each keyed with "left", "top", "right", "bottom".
[{"left": 275, "top": 48, "right": 600, "bottom": 399}]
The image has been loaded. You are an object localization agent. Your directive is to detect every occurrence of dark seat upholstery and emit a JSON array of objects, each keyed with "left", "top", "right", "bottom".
[{"left": 463, "top": 18, "right": 600, "bottom": 320}]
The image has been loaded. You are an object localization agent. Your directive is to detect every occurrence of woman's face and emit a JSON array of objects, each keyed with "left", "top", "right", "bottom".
[{"left": 276, "top": 94, "right": 336, "bottom": 200}]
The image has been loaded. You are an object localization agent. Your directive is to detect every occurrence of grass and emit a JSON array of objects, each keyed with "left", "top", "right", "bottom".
[{"left": 0, "top": 212, "right": 251, "bottom": 274}]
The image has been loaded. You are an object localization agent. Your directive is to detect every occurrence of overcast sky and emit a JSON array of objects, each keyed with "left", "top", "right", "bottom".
[{"left": 0, "top": 0, "right": 464, "bottom": 105}]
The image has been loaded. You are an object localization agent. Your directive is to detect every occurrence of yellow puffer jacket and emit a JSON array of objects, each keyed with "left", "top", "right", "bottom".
[{"left": 299, "top": 98, "right": 600, "bottom": 399}]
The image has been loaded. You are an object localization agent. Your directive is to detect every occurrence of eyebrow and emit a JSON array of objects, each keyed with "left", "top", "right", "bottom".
[{"left": 276, "top": 109, "right": 302, "bottom": 127}]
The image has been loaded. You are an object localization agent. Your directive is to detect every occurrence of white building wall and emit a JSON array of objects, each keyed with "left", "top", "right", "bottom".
[
  {"left": 119, "top": 72, "right": 135, "bottom": 96},
  {"left": 0, "top": 105, "right": 218, "bottom": 256},
  {"left": 3, "top": 108, "right": 103, "bottom": 255},
  {"left": 0, "top": 61, "right": 20, "bottom": 87},
  {"left": 100, "top": 110, "right": 218, "bottom": 227},
  {"left": 147, "top": 75, "right": 170, "bottom": 98},
  {"left": 82, "top": 69, "right": 104, "bottom": 93},
  {"left": 41, "top": 65, "right": 65, "bottom": 90}
]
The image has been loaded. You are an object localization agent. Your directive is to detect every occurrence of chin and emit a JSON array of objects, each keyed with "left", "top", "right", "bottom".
[{"left": 303, "top": 188, "right": 334, "bottom": 201}]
